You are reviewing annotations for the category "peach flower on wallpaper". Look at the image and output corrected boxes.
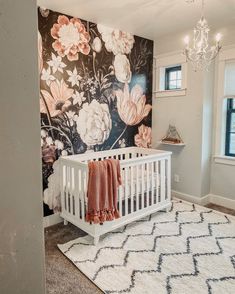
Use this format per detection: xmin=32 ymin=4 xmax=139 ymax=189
xmin=116 ymin=83 xmax=152 ymax=126
xmin=40 ymin=79 xmax=74 ymax=117
xmin=135 ymin=124 xmax=152 ymax=148
xmin=38 ymin=31 xmax=43 ymax=73
xmin=51 ymin=15 xmax=90 ymax=61
xmin=97 ymin=24 xmax=134 ymax=55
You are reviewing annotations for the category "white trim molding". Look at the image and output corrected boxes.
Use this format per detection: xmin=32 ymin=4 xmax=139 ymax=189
xmin=153 ymin=51 xmax=187 ymax=98
xmin=172 ymin=190 xmax=235 ymax=210
xmin=43 ymin=212 xmax=63 ymax=228
xmin=155 ymin=89 xmax=186 ymax=98
xmin=214 ymin=44 xmax=235 ymax=161
xmin=214 ymin=155 xmax=235 ymax=166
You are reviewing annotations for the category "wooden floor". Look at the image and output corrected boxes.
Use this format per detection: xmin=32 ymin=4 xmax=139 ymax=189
xmin=45 ymin=203 xmax=235 ymax=294
xmin=205 ymin=203 xmax=235 ymax=216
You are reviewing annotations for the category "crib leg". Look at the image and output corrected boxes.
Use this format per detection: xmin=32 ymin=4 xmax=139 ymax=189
xmin=63 ymin=219 xmax=68 ymax=226
xmin=93 ymin=236 xmax=99 ymax=246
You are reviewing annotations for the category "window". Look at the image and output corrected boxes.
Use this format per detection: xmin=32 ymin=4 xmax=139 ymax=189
xmin=225 ymin=98 xmax=235 ymax=157
xmin=154 ymin=52 xmax=187 ymax=98
xmin=165 ymin=66 xmax=182 ymax=90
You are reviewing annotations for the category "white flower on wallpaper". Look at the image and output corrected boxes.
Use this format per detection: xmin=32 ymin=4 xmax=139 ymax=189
xmin=92 ymin=37 xmax=102 ymax=53
xmin=116 ymin=83 xmax=152 ymax=126
xmin=47 ymin=53 xmax=66 ymax=74
xmin=46 ymin=136 xmax=54 ymax=146
xmin=43 ymin=160 xmax=61 ymax=213
xmin=67 ymin=67 xmax=82 ymax=87
xmin=97 ymin=24 xmax=135 ymax=55
xmin=72 ymin=90 xmax=86 ymax=106
xmin=41 ymin=67 xmax=56 ymax=86
xmin=55 ymin=139 xmax=64 ymax=150
xmin=51 ymin=15 xmax=90 ymax=61
xmin=119 ymin=138 xmax=126 ymax=148
xmin=75 ymin=99 xmax=112 ymax=146
xmin=66 ymin=110 xmax=76 ymax=126
xmin=61 ymin=150 xmax=68 ymax=156
xmin=40 ymin=79 xmax=73 ymax=117
xmin=114 ymin=54 xmax=132 ymax=83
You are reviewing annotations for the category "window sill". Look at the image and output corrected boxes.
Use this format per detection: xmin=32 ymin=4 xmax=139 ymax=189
xmin=154 ymin=88 xmax=186 ymax=98
xmin=214 ymin=155 xmax=235 ymax=166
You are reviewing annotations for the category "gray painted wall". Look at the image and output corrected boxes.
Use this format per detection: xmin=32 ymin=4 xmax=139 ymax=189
xmin=152 ymin=59 xmax=214 ymax=198
xmin=0 ymin=0 xmax=45 ymax=293
xmin=153 ymin=26 xmax=235 ymax=200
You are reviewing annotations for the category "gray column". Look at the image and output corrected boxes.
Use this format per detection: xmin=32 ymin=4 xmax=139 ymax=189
xmin=0 ymin=0 xmax=45 ymax=293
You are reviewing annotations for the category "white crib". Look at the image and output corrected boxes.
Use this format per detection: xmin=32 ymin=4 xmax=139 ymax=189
xmin=59 ymin=147 xmax=172 ymax=244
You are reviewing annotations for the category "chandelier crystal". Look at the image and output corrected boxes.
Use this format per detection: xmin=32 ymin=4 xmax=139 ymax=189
xmin=183 ymin=0 xmax=222 ymax=70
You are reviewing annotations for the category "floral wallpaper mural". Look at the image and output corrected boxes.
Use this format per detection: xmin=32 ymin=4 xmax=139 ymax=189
xmin=38 ymin=8 xmax=153 ymax=216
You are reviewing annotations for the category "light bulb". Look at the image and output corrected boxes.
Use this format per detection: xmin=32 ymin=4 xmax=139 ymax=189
xmin=215 ymin=33 xmax=222 ymax=42
xmin=184 ymin=36 xmax=190 ymax=45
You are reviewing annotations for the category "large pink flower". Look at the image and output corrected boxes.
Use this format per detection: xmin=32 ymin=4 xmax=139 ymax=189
xmin=135 ymin=124 xmax=152 ymax=148
xmin=116 ymin=83 xmax=152 ymax=126
xmin=51 ymin=15 xmax=90 ymax=61
xmin=40 ymin=79 xmax=74 ymax=117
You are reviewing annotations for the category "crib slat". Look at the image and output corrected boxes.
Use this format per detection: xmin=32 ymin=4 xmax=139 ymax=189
xmin=69 ymin=166 xmax=72 ymax=213
xmin=125 ymin=167 xmax=128 ymax=216
xmin=160 ymin=160 xmax=166 ymax=202
xmin=66 ymin=166 xmax=69 ymax=212
xmin=71 ymin=168 xmax=75 ymax=215
xmin=136 ymin=164 xmax=139 ymax=211
xmin=81 ymin=170 xmax=85 ymax=221
xmin=130 ymin=166 xmax=134 ymax=213
xmin=74 ymin=168 xmax=79 ymax=217
xmin=60 ymin=164 xmax=65 ymax=213
xmin=118 ymin=169 xmax=123 ymax=217
xmin=151 ymin=162 xmax=154 ymax=205
xmin=146 ymin=163 xmax=150 ymax=207
xmin=141 ymin=163 xmax=144 ymax=208
xmin=157 ymin=161 xmax=160 ymax=203
xmin=166 ymin=159 xmax=171 ymax=201
xmin=78 ymin=169 xmax=81 ymax=218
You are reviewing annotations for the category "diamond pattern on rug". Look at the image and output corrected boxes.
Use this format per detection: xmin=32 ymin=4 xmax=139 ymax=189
xmin=58 ymin=200 xmax=235 ymax=294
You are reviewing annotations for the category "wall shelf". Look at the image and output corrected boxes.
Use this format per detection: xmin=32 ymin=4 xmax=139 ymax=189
xmin=159 ymin=141 xmax=186 ymax=146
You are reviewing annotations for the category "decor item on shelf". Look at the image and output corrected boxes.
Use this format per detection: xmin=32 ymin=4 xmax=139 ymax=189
xmin=161 ymin=125 xmax=184 ymax=144
xmin=183 ymin=0 xmax=222 ymax=71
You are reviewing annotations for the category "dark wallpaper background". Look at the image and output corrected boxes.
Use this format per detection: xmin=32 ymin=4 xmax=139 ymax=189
xmin=38 ymin=7 xmax=153 ymax=216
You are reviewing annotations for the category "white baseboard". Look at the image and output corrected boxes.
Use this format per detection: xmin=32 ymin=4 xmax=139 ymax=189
xmin=172 ymin=190 xmax=235 ymax=210
xmin=171 ymin=190 xmax=210 ymax=206
xmin=43 ymin=212 xmax=63 ymax=228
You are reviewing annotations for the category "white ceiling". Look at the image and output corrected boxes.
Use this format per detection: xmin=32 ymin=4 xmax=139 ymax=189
xmin=37 ymin=0 xmax=235 ymax=39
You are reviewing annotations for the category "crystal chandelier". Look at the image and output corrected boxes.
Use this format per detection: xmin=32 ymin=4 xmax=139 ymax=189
xmin=183 ymin=0 xmax=222 ymax=70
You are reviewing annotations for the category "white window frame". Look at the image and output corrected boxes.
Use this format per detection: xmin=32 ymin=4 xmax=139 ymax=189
xmin=214 ymin=45 xmax=235 ymax=166
xmin=153 ymin=51 xmax=187 ymax=98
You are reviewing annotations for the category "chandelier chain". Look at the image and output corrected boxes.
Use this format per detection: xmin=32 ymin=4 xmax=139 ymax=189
xmin=201 ymin=0 xmax=205 ymax=17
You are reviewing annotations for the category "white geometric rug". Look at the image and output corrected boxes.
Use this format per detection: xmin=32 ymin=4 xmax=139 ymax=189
xmin=58 ymin=200 xmax=235 ymax=294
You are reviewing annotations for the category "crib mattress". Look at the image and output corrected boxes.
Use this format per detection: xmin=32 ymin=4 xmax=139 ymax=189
xmin=80 ymin=171 xmax=160 ymax=203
